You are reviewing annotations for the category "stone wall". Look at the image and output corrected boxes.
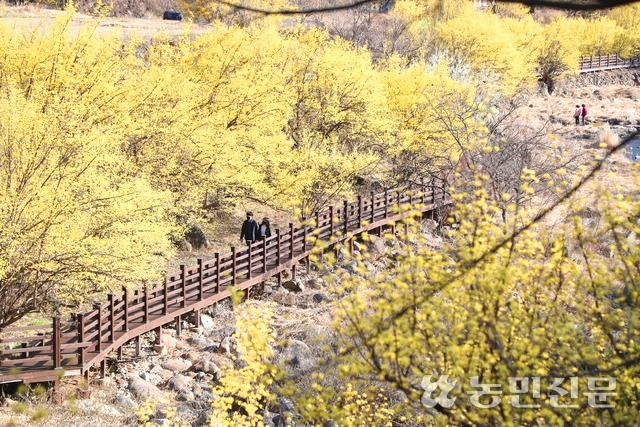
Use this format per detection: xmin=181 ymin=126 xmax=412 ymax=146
xmin=561 ymin=68 xmax=640 ymax=90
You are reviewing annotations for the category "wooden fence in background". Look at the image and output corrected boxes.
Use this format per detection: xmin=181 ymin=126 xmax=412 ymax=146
xmin=578 ymin=54 xmax=640 ymax=73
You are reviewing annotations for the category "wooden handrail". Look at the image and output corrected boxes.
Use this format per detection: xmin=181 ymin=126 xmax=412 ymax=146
xmin=0 ymin=184 xmax=451 ymax=384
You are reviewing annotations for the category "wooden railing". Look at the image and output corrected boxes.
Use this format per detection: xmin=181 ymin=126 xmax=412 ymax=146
xmin=578 ymin=54 xmax=640 ymax=73
xmin=0 ymin=180 xmax=450 ymax=385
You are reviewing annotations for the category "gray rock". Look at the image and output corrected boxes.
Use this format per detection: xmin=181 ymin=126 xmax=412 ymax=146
xmin=176 ymin=406 xmax=197 ymax=421
xmin=208 ymin=326 xmax=236 ymax=342
xmin=128 ymin=375 xmax=166 ymax=401
xmin=313 ymin=293 xmax=329 ymax=304
xmin=187 ymin=337 xmax=210 ymax=350
xmin=113 ymin=392 xmax=136 ymax=408
xmin=150 ymin=419 xmax=170 ymax=426
xmin=344 ymin=260 xmax=358 ymax=274
xmin=196 ymin=410 xmax=212 ymax=425
xmin=421 ymin=219 xmax=438 ymax=233
xmin=185 ymin=224 xmax=209 ymax=250
xmin=182 ymin=351 xmax=201 ymax=362
xmin=277 ymin=396 xmax=296 ymax=413
xmin=200 ymin=314 xmax=214 ymax=329
xmin=141 ymin=372 xmax=163 ymax=385
xmin=272 ymin=291 xmax=296 ymax=306
xmin=263 ymin=411 xmax=277 ymax=427
xmin=162 ymin=358 xmax=188 ymax=373
xmin=367 ymin=236 xmax=386 ymax=259
xmin=306 ymin=278 xmax=324 ymax=289
xmin=324 ymin=420 xmax=339 ymax=427
xmin=157 ymin=369 xmax=173 ymax=382
xmin=176 ymin=391 xmax=195 ymax=401
xmin=167 ymin=374 xmax=194 ymax=394
xmin=219 ymin=336 xmax=238 ymax=355
xmin=282 ymin=279 xmax=304 ymax=293
xmin=279 ymin=340 xmax=314 ymax=370
xmin=191 ymin=359 xmax=220 ymax=377
xmin=77 ymin=399 xmax=122 ymax=416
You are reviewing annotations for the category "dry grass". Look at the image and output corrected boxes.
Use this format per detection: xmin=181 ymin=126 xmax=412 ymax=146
xmin=0 ymin=5 xmax=211 ymax=38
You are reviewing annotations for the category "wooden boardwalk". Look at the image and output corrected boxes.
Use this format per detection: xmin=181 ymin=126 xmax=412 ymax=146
xmin=0 ymin=182 xmax=451 ymax=387
xmin=578 ymin=54 xmax=640 ymax=73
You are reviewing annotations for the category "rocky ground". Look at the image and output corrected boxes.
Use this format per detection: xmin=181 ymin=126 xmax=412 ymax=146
xmin=0 ymin=223 xmax=440 ymax=427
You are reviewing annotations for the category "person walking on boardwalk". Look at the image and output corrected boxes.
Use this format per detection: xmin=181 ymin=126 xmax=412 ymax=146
xmin=240 ymin=212 xmax=259 ymax=245
xmin=574 ymin=105 xmax=581 ymax=125
xmin=581 ymin=104 xmax=588 ymax=125
xmin=257 ymin=217 xmax=272 ymax=241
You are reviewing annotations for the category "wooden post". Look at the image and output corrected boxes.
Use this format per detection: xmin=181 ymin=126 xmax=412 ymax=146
xmin=163 ymin=277 xmax=169 ymax=315
xmin=431 ymin=177 xmax=436 ymax=203
xmin=143 ymin=286 xmax=149 ymax=323
xmin=421 ymin=177 xmax=425 ymax=205
xmin=231 ymin=247 xmax=237 ymax=286
xmin=289 ymin=223 xmax=294 ymax=259
xmin=384 ymin=189 xmax=389 ymax=218
xmin=262 ymin=236 xmax=267 ymax=272
xmin=343 ymin=200 xmax=349 ymax=235
xmin=198 ymin=259 xmax=204 ymax=301
xmin=370 ymin=191 xmax=375 ymax=224
xmin=306 ymin=255 xmax=311 ymax=274
xmin=175 ymin=315 xmax=182 ymax=337
xmin=248 ymin=244 xmax=253 ymax=279
xmin=135 ymin=336 xmax=141 ymax=357
xmin=329 ymin=206 xmax=334 ymax=236
xmin=108 ymin=294 xmax=115 ymax=342
xmin=277 ymin=271 xmax=282 ymax=286
xmin=302 ymin=216 xmax=307 ymax=252
xmin=155 ymin=326 xmax=162 ymax=344
xmin=276 ymin=230 xmax=281 ymax=266
xmin=181 ymin=265 xmax=187 ymax=307
xmin=292 ymin=264 xmax=297 ymax=279
xmin=78 ymin=313 xmax=85 ymax=365
xmin=357 ymin=195 xmax=362 ymax=228
xmin=194 ymin=309 xmax=201 ymax=328
xmin=396 ymin=190 xmax=401 ymax=212
xmin=409 ymin=183 xmax=413 ymax=207
xmin=123 ymin=286 xmax=129 ymax=332
xmin=96 ymin=306 xmax=102 ymax=353
xmin=118 ymin=346 xmax=123 ymax=360
xmin=52 ymin=316 xmax=61 ymax=369
xmin=215 ymin=253 xmax=220 ymax=293
xmin=100 ymin=359 xmax=106 ymax=378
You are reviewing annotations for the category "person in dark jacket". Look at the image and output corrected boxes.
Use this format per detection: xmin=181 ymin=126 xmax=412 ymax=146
xmin=240 ymin=212 xmax=259 ymax=245
xmin=581 ymin=104 xmax=588 ymax=125
xmin=257 ymin=217 xmax=272 ymax=241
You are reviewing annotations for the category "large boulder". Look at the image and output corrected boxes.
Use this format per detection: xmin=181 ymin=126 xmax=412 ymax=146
xmin=282 ymin=279 xmax=304 ymax=293
xmin=167 ymin=374 xmax=194 ymax=394
xmin=185 ymin=224 xmax=210 ymax=250
xmin=128 ymin=375 xmax=166 ymax=401
xmin=367 ymin=236 xmax=386 ymax=260
xmin=161 ymin=358 xmax=188 ymax=373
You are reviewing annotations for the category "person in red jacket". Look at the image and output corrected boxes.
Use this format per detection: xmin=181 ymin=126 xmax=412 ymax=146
xmin=581 ymin=104 xmax=588 ymax=125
